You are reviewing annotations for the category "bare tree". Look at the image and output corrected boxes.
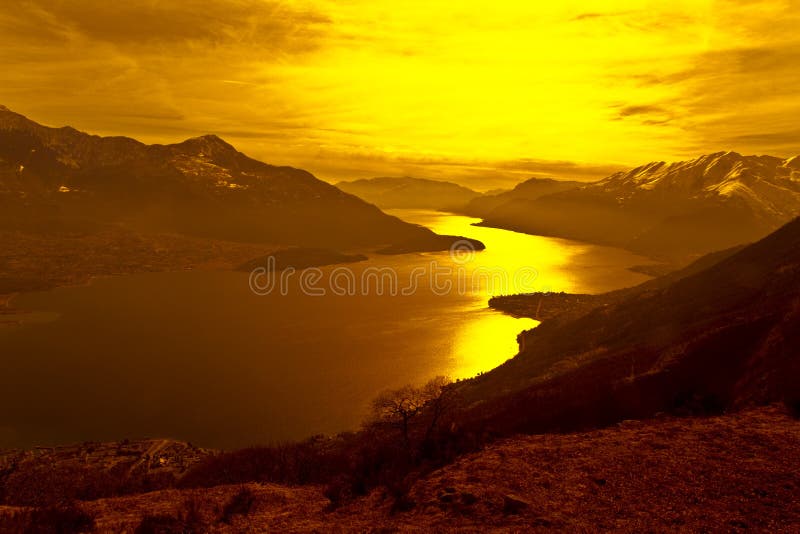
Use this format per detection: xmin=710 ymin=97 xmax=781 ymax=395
xmin=371 ymin=376 xmax=451 ymax=448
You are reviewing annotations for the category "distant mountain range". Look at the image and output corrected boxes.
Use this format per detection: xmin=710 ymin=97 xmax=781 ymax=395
xmin=463 ymin=177 xmax=583 ymax=217
xmin=476 ymin=152 xmax=800 ymax=261
xmin=0 ymin=106 xmax=480 ymax=252
xmin=335 ymin=176 xmax=481 ymax=211
xmin=336 ymin=153 xmax=800 ymax=263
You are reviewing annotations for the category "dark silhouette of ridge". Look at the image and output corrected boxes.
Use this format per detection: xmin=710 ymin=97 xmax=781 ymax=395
xmin=0 ymin=106 xmax=480 ymax=251
xmin=335 ymin=176 xmax=481 ymax=211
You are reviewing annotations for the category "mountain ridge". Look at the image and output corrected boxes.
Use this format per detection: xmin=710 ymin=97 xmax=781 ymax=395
xmin=0 ymin=106 xmax=482 ymax=252
xmin=477 ymin=151 xmax=800 ymax=261
xmin=463 ymin=176 xmax=584 ymax=216
xmin=460 ymin=216 xmax=800 ymax=434
xmin=335 ymin=176 xmax=481 ymax=211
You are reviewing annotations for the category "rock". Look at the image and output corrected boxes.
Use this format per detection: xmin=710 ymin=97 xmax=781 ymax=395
xmin=502 ymin=494 xmax=530 ymax=515
xmin=461 ymin=492 xmax=478 ymax=505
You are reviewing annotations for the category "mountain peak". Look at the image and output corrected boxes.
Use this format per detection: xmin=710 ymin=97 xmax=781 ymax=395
xmin=785 ymin=155 xmax=800 ymax=169
xmin=175 ymin=134 xmax=237 ymax=156
xmin=185 ymin=134 xmax=231 ymax=146
xmin=0 ymin=104 xmax=9 ymax=112
xmin=195 ymin=133 xmax=226 ymax=143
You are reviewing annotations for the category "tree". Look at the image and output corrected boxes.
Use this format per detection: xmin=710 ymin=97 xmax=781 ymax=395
xmin=371 ymin=376 xmax=452 ymax=449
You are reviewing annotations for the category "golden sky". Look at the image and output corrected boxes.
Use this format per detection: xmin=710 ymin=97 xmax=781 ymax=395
xmin=1 ymin=0 xmax=798 ymax=189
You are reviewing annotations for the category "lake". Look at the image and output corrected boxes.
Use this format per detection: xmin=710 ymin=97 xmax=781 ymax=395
xmin=0 ymin=210 xmax=653 ymax=449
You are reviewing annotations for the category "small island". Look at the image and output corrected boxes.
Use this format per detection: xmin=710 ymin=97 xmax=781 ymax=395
xmin=236 ymin=247 xmax=368 ymax=272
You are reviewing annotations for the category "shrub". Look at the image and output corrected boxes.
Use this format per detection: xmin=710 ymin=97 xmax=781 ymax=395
xmin=5 ymin=502 xmax=95 ymax=534
xmin=219 ymin=487 xmax=255 ymax=524
xmin=133 ymin=514 xmax=186 ymax=534
xmin=134 ymin=497 xmax=205 ymax=534
xmin=1 ymin=463 xmax=118 ymax=507
xmin=784 ymin=396 xmax=800 ymax=419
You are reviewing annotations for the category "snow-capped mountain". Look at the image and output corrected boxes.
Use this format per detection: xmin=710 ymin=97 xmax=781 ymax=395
xmin=478 ymin=152 xmax=800 ymax=261
xmin=596 ymin=151 xmax=800 ymax=223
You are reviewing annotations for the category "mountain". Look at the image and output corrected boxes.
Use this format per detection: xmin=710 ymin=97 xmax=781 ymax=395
xmin=463 ymin=176 xmax=583 ymax=217
xmin=0 ymin=106 xmax=480 ymax=252
xmin=462 ymin=216 xmax=800 ymax=434
xmin=335 ymin=176 xmax=481 ymax=211
xmin=477 ymin=152 xmax=800 ymax=261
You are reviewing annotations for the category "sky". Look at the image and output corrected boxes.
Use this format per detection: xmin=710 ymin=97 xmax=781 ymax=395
xmin=1 ymin=0 xmax=798 ymax=190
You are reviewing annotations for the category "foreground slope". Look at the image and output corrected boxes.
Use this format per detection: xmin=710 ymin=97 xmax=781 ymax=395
xmin=479 ymin=152 xmax=800 ymax=260
xmin=2 ymin=407 xmax=798 ymax=532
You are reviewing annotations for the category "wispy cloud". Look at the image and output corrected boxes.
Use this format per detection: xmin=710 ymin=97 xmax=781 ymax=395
xmin=14 ymin=0 xmax=330 ymax=51
xmin=0 ymin=0 xmax=797 ymax=186
xmin=571 ymin=10 xmax=636 ymax=21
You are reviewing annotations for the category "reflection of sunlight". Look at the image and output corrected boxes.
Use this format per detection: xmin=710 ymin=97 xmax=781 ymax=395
xmin=392 ymin=209 xmax=589 ymax=294
xmin=450 ymin=310 xmax=538 ymax=379
xmin=381 ymin=209 xmax=653 ymax=380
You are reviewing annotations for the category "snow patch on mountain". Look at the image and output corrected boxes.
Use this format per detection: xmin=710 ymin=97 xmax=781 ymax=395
xmin=594 ymin=152 xmax=800 ymax=220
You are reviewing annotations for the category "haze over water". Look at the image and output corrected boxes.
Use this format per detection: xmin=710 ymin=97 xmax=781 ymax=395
xmin=0 ymin=211 xmax=652 ymax=449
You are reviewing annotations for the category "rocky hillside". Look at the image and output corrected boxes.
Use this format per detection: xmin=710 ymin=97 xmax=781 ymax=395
xmin=335 ymin=176 xmax=481 ymax=211
xmin=463 ymin=216 xmax=800 ymax=435
xmin=0 ymin=105 xmax=477 ymax=251
xmin=2 ymin=407 xmax=798 ymax=531
xmin=478 ymin=152 xmax=800 ymax=261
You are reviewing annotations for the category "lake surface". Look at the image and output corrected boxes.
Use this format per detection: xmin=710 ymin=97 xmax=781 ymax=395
xmin=0 ymin=210 xmax=653 ymax=449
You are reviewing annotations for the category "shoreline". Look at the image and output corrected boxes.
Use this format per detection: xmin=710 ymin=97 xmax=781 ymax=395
xmin=0 ymin=214 xmax=646 ymax=451
xmin=471 ymin=218 xmax=675 ymax=271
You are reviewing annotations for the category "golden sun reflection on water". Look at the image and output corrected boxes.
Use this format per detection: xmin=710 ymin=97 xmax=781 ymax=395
xmin=0 ymin=210 xmax=656 ymax=448
xmin=389 ymin=209 xmax=654 ymax=297
xmin=449 ymin=310 xmax=539 ymax=380
xmin=387 ymin=209 xmax=654 ymax=379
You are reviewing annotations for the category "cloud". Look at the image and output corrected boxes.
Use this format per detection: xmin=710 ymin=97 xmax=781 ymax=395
xmin=719 ymin=129 xmax=800 ymax=153
xmin=571 ymin=11 xmax=635 ymax=21
xmin=1 ymin=0 xmax=798 ymax=185
xmin=0 ymin=0 xmax=335 ymax=144
xmin=631 ymin=41 xmax=800 ymax=156
xmin=614 ymin=104 xmax=671 ymax=120
xmin=277 ymin=147 xmax=626 ymax=190
xmin=16 ymin=0 xmax=330 ymax=52
xmin=616 ymin=105 xmax=665 ymax=117
xmin=570 ymin=8 xmax=694 ymax=32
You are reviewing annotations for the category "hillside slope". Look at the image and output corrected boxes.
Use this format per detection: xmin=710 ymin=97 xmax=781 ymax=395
xmin=461 ymin=217 xmax=800 ymax=435
xmin=2 ymin=407 xmax=798 ymax=532
xmin=0 ymin=106 xmax=476 ymax=251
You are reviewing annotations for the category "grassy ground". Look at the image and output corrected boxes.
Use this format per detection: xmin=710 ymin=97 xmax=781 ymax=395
xmin=3 ymin=406 xmax=797 ymax=532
